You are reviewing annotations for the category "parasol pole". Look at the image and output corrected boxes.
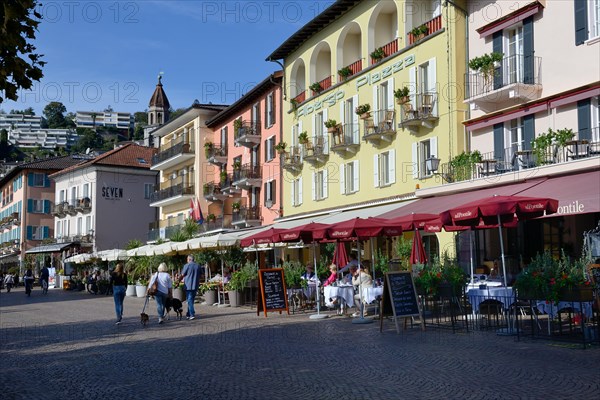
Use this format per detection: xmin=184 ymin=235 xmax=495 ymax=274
xmin=497 ymin=214 xmax=508 ymax=287
xmin=370 ymin=238 xmax=376 ymax=287
xmin=309 ymin=241 xmax=327 ymax=320
xmin=470 ymin=229 xmax=475 ymax=284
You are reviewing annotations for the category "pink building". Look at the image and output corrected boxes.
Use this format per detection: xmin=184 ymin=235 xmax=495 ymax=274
xmin=203 ymin=71 xmax=283 ymax=230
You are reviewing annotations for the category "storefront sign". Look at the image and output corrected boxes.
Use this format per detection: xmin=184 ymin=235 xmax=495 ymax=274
xmin=102 ymin=186 xmax=123 ymax=199
xmin=557 ymin=200 xmax=585 ymax=215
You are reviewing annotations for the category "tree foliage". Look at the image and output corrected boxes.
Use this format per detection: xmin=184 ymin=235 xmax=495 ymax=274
xmin=0 ymin=0 xmax=45 ymax=104
xmin=43 ymin=102 xmax=67 ymax=128
xmin=71 ymin=128 xmax=104 ymax=153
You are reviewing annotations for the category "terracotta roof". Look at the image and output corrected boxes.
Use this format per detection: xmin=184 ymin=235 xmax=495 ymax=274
xmin=266 ymin=0 xmax=361 ymax=61
xmin=0 ymin=155 xmax=89 ymax=186
xmin=50 ymin=144 xmax=158 ymax=178
xmin=206 ymin=71 xmax=283 ymax=127
xmin=149 ymin=76 xmax=170 ymax=109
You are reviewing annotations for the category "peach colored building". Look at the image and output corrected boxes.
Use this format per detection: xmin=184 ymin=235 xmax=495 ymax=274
xmin=203 ymin=71 xmax=283 ymax=230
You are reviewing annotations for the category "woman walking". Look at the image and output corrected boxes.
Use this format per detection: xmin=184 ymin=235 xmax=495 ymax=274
xmin=110 ymin=263 xmax=128 ymax=324
xmin=148 ymin=263 xmax=172 ymax=324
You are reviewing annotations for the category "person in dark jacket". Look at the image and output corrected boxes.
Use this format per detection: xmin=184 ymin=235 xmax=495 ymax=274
xmin=110 ymin=263 xmax=128 ymax=324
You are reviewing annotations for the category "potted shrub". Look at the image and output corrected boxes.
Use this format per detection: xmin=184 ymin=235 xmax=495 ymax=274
xmin=394 ymin=86 xmax=410 ymax=104
xmin=224 ymin=269 xmax=247 ymax=307
xmin=220 ymin=170 xmax=227 ymax=184
xmin=370 ymin=47 xmax=385 ymax=62
xmin=338 ymin=66 xmax=352 ymax=81
xmin=275 ymin=141 xmax=287 ymax=154
xmin=324 ymin=119 xmax=338 ymax=133
xmin=204 ymin=141 xmax=214 ymax=157
xmin=135 ymin=277 xmax=148 ymax=298
xmin=199 ymin=281 xmax=220 ymax=305
xmin=206 ymin=213 xmax=216 ymax=222
xmin=172 ymin=280 xmax=185 ymax=301
xmin=309 ymin=82 xmax=323 ymax=94
xmin=468 ymin=52 xmax=504 ymax=85
xmin=233 ymin=160 xmax=242 ymax=170
xmin=448 ymin=150 xmax=482 ymax=182
xmin=298 ymin=130 xmax=309 ymax=144
xmin=233 ymin=119 xmax=243 ymax=135
xmin=232 ymin=201 xmax=241 ymax=213
xmin=532 ymin=130 xmax=555 ymax=165
xmin=126 ymin=275 xmax=137 ymax=296
xmin=553 ymin=128 xmax=575 ymax=149
xmin=410 ymin=24 xmax=429 ymax=41
xmin=355 ymin=104 xmax=371 ymax=119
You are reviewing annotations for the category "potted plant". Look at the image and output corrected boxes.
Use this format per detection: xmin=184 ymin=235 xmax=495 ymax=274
xmin=275 ymin=141 xmax=287 ymax=154
xmin=282 ymin=261 xmax=308 ymax=289
xmin=126 ymin=275 xmax=137 ymax=297
xmin=224 ymin=269 xmax=245 ymax=307
xmin=232 ymin=201 xmax=241 ymax=213
xmin=309 ymin=82 xmax=323 ymax=94
xmin=220 ymin=170 xmax=227 ymax=184
xmin=370 ymin=47 xmax=385 ymax=62
xmin=553 ymin=128 xmax=575 ymax=149
xmin=324 ymin=119 xmax=338 ymax=133
xmin=199 ymin=281 xmax=220 ymax=305
xmin=448 ymin=150 xmax=482 ymax=182
xmin=206 ymin=213 xmax=216 ymax=222
xmin=413 ymin=262 xmax=442 ymax=296
xmin=135 ymin=277 xmax=148 ymax=298
xmin=204 ymin=141 xmax=214 ymax=157
xmin=355 ymin=104 xmax=371 ymax=119
xmin=172 ymin=280 xmax=185 ymax=301
xmin=410 ymin=24 xmax=429 ymax=40
xmin=468 ymin=52 xmax=504 ymax=85
xmin=532 ymin=130 xmax=555 ymax=165
xmin=290 ymin=98 xmax=299 ymax=119
xmin=394 ymin=86 xmax=410 ymax=104
xmin=233 ymin=119 xmax=243 ymax=135
xmin=338 ymin=66 xmax=352 ymax=81
xmin=233 ymin=160 xmax=242 ymax=170
xmin=298 ymin=130 xmax=309 ymax=144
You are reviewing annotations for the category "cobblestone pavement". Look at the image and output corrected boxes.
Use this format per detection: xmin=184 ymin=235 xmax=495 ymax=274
xmin=1 ymin=287 xmax=598 ymax=400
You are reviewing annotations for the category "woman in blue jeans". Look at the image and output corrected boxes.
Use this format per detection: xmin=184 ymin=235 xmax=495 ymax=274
xmin=110 ymin=263 xmax=128 ymax=324
xmin=148 ymin=263 xmax=172 ymax=324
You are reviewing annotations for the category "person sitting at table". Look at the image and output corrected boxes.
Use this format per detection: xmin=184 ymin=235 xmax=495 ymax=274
xmin=301 ymin=264 xmax=318 ymax=301
xmin=350 ymin=265 xmax=373 ymax=317
xmin=323 ymin=263 xmax=338 ymax=287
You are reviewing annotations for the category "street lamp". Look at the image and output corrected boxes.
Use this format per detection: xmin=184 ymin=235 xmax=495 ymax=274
xmin=425 ymin=155 xmax=453 ymax=183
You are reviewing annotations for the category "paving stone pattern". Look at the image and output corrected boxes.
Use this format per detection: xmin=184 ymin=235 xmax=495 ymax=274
xmin=1 ymin=287 xmax=598 ymax=400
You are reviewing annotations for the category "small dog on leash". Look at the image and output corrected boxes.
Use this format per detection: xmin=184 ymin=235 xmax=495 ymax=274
xmin=165 ymin=297 xmax=184 ymax=320
xmin=140 ymin=312 xmax=149 ymax=326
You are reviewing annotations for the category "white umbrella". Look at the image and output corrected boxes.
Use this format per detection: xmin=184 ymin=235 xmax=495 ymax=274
xmin=97 ymin=249 xmax=128 ymax=261
xmin=150 ymin=241 xmax=177 ymax=256
xmin=126 ymin=244 xmax=155 ymax=257
xmin=198 ymin=233 xmax=239 ymax=249
xmin=174 ymin=240 xmax=190 ymax=251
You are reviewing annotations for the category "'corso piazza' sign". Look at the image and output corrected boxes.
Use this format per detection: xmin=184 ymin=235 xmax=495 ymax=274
xmin=102 ymin=186 xmax=124 ymax=200
xmin=296 ymin=54 xmax=415 ymax=117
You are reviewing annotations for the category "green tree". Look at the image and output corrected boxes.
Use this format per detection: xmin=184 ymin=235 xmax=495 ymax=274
xmin=0 ymin=1 xmax=45 ymax=104
xmin=71 ymin=128 xmax=104 ymax=153
xmin=169 ymin=107 xmax=186 ymax=120
xmin=9 ymin=107 xmax=35 ymax=115
xmin=43 ymin=102 xmax=67 ymax=128
xmin=134 ymin=111 xmax=148 ymax=124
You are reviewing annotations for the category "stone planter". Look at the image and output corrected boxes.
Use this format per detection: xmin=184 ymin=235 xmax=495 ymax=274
xmin=558 ymin=285 xmax=594 ymax=302
xmin=126 ymin=285 xmax=137 ymax=297
xmin=135 ymin=285 xmax=147 ymax=298
xmin=228 ymin=290 xmax=243 ymax=307
xmin=173 ymin=287 xmax=185 ymax=302
xmin=203 ymin=289 xmax=217 ymax=305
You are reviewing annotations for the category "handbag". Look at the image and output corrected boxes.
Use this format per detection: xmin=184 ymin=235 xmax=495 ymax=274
xmin=148 ymin=273 xmax=159 ymax=296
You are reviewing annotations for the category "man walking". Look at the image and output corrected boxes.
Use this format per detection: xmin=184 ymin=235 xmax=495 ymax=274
xmin=180 ymin=255 xmax=201 ymax=320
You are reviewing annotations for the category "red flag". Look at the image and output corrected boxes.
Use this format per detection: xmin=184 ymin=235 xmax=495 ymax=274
xmin=190 ymin=198 xmax=196 ymax=219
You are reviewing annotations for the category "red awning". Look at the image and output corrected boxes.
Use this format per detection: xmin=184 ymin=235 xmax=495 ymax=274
xmin=378 ymin=178 xmax=547 ymax=219
xmin=517 ymin=171 xmax=600 ymax=217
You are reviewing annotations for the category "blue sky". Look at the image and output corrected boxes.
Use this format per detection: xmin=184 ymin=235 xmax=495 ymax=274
xmin=2 ymin=1 xmax=334 ymax=116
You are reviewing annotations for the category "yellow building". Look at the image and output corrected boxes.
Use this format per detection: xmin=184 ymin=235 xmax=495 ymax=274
xmin=267 ymin=0 xmax=468 ymax=255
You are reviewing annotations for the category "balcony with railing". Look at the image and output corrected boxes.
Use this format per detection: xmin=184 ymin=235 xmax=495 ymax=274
xmin=292 ymin=91 xmax=306 ymax=105
xmin=0 ymin=212 xmax=19 ymax=230
xmin=234 ymin=121 xmax=261 ymax=147
xmin=201 ymin=215 xmax=231 ymax=233
xmin=370 ymin=38 xmax=399 ymax=65
xmin=302 ymin=136 xmax=329 ymax=165
xmin=149 ymin=179 xmax=194 ymax=207
xmin=311 ymin=76 xmax=332 ymax=97
xmin=281 ymin=145 xmax=303 ymax=173
xmin=151 ymin=138 xmax=194 ymax=170
xmin=398 ymin=92 xmax=439 ymax=131
xmin=465 ymin=54 xmax=542 ymax=111
xmin=203 ymin=182 xmax=228 ymax=202
xmin=232 ymin=206 xmax=261 ymax=228
xmin=338 ymin=59 xmax=363 ymax=81
xmin=407 ymin=14 xmax=443 ymax=45
xmin=331 ymin=124 xmax=360 ymax=155
xmin=73 ymin=196 xmax=92 ymax=214
xmin=51 ymin=202 xmax=66 ymax=217
xmin=205 ymin=144 xmax=227 ymax=166
xmin=220 ymin=174 xmax=241 ymax=195
xmin=363 ymin=110 xmax=396 ymax=144
xmin=231 ymin=164 xmax=262 ymax=189
xmin=148 ymin=216 xmax=185 ymax=242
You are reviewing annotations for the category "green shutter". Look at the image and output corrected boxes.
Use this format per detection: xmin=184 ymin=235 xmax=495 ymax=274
xmin=523 ymin=115 xmax=535 ymax=150
xmin=26 ymin=226 xmax=33 ymax=240
xmin=574 ymin=0 xmax=588 ymax=45
xmin=577 ymin=99 xmax=591 ymax=141
xmin=44 ymin=174 xmax=50 ymax=187
xmin=523 ymin=17 xmax=534 ymax=84
xmin=43 ymin=226 xmax=49 ymax=239
xmin=27 ymin=173 xmax=34 ymax=186
xmin=27 ymin=199 xmax=33 ymax=212
xmin=493 ymin=123 xmax=505 ymax=160
xmin=44 ymin=200 xmax=51 ymax=214
xmin=493 ymin=32 xmax=503 ymax=90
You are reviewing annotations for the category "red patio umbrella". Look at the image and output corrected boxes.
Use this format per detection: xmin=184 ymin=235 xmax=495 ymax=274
xmin=410 ymin=228 xmax=427 ymax=265
xmin=332 ymin=241 xmax=349 ymax=270
xmin=239 ymin=228 xmax=285 ymax=247
xmin=440 ymin=195 xmax=558 ymax=286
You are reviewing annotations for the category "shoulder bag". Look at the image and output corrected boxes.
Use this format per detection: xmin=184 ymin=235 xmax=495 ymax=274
xmin=148 ymin=273 xmax=159 ymax=296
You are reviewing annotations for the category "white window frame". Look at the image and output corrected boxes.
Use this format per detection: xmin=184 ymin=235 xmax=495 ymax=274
xmin=77 ymin=217 xmax=83 ymax=236
xmin=31 ymin=199 xmax=44 ymax=213
xmin=56 ymin=221 xmax=62 ymax=239
xmin=265 ymin=136 xmax=276 ymax=162
xmin=590 ymin=0 xmax=600 ymax=39
xmin=266 ymin=92 xmax=275 ymax=127
xmin=265 ymin=180 xmax=275 ymax=204
xmin=592 ymin=96 xmax=600 ymax=143
xmin=340 ymin=160 xmax=359 ymax=195
xmin=411 ymin=139 xmax=437 ymax=179
xmin=374 ymin=150 xmax=396 ymax=187
xmin=312 ymin=170 xmax=328 ymax=201
xmin=85 ymin=216 xmax=92 ymax=235
xmin=291 ymin=177 xmax=303 ymax=207
xmin=31 ymin=226 xmax=43 ymax=240
xmin=31 ymin=173 xmax=45 ymax=187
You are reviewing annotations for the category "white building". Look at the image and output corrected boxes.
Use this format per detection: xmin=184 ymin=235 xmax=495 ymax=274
xmin=0 ymin=114 xmax=42 ymax=132
xmin=75 ymin=111 xmax=134 ymax=131
xmin=8 ymin=128 xmax=77 ymax=149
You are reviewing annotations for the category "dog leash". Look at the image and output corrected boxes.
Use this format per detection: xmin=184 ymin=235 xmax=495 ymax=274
xmin=141 ymin=295 xmax=150 ymax=314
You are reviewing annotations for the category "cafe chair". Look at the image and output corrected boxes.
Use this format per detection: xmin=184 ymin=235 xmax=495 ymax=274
xmin=479 ymin=299 xmax=503 ymax=328
xmin=364 ymin=118 xmax=376 ymax=136
xmin=496 ymin=153 xmax=517 ymax=174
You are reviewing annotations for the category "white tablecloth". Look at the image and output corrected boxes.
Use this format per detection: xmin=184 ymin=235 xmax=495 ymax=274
xmin=467 ymin=287 xmax=514 ymax=311
xmin=535 ymin=301 xmax=594 ymax=319
xmin=363 ymin=287 xmax=383 ymax=304
xmin=324 ymin=285 xmax=354 ymax=307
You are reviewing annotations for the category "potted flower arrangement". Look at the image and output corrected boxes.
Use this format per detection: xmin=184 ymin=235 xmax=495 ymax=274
xmin=309 ymin=82 xmax=323 ymax=94
xmin=199 ymin=281 xmax=220 ymax=305
xmin=232 ymin=201 xmax=241 ymax=213
xmin=233 ymin=160 xmax=242 ymax=170
xmin=204 ymin=141 xmax=214 ymax=157
xmin=410 ymin=24 xmax=429 ymax=41
xmin=126 ymin=275 xmax=137 ymax=297
xmin=338 ymin=66 xmax=352 ymax=81
xmin=370 ymin=47 xmax=385 ymax=62
xmin=298 ymin=130 xmax=309 ymax=144
xmin=355 ymin=103 xmax=371 ymax=119
xmin=220 ymin=170 xmax=228 ymax=184
xmin=413 ymin=262 xmax=442 ymax=296
xmin=172 ymin=280 xmax=185 ymax=301
xmin=394 ymin=86 xmax=410 ymax=104
xmin=324 ymin=119 xmax=338 ymax=133
xmin=275 ymin=142 xmax=287 ymax=154
xmin=206 ymin=213 xmax=216 ymax=222
xmin=468 ymin=52 xmax=504 ymax=85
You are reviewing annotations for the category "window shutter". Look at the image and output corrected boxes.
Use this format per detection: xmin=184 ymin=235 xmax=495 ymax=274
xmin=322 ymin=109 xmax=329 ymax=154
xmin=389 ymin=150 xmax=396 ymax=185
xmin=493 ymin=123 xmax=505 ymax=160
xmin=272 ymin=93 xmax=276 ymax=126
xmin=264 ymin=182 xmax=268 ymax=203
xmin=409 ymin=67 xmax=417 ymax=104
xmin=291 ymin=180 xmax=296 ymax=206
xmin=26 ymin=226 xmax=33 ymax=240
xmin=577 ymin=99 xmax=592 ymax=140
xmin=312 ymin=114 xmax=316 ymax=146
xmin=340 ymin=163 xmax=346 ymax=194
xmin=264 ymin=97 xmax=268 ymax=129
xmin=387 ymin=78 xmax=395 ymax=110
xmin=493 ymin=32 xmax=503 ymax=89
xmin=27 ymin=173 xmax=34 ymax=186
xmin=574 ymin=0 xmax=589 ymax=45
xmin=272 ymin=180 xmax=276 ymax=204
xmin=44 ymin=200 xmax=50 ymax=214
xmin=312 ymin=172 xmax=316 ymax=200
xmin=27 ymin=199 xmax=33 ymax=212
xmin=373 ymin=154 xmax=380 ymax=187
xmin=373 ymin=85 xmax=379 ymax=126
xmin=523 ymin=16 xmax=534 ymax=85
xmin=353 ymin=160 xmax=359 ymax=192
xmin=352 ymin=95 xmax=359 ymax=143
xmin=430 ymin=136 xmax=438 ymax=162
xmin=298 ymin=177 xmax=303 ymax=205
xmin=264 ymin=140 xmax=268 ymax=162
xmin=43 ymin=226 xmax=49 ymax=239
xmin=523 ymin=115 xmax=535 ymax=150
xmin=298 ymin=120 xmax=303 ymax=160
xmin=411 ymin=143 xmax=419 ymax=179
xmin=44 ymin=174 xmax=50 ymax=187
xmin=323 ymin=169 xmax=328 ymax=199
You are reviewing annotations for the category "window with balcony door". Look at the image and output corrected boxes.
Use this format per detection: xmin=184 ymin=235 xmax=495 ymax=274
xmin=291 ymin=177 xmax=303 ymax=207
xmin=575 ymin=0 xmax=600 ymax=44
xmin=505 ymin=25 xmax=523 ymax=85
xmin=313 ymin=110 xmax=328 ymax=152
xmin=592 ymin=96 xmax=600 ymax=143
xmin=265 ymin=136 xmax=275 ymax=162
xmin=252 ymin=103 xmax=260 ymax=129
xmin=27 ymin=226 xmax=48 ymax=240
xmin=409 ymin=58 xmax=436 ymax=113
xmin=77 ymin=217 xmax=83 ymax=235
xmin=264 ymin=180 xmax=276 ymax=207
xmin=56 ymin=221 xmax=62 ymax=239
xmin=508 ymin=118 xmax=524 ymax=154
xmin=221 ymin=126 xmax=228 ymax=149
xmin=374 ymin=79 xmax=394 ymax=125
xmin=82 ymin=183 xmax=90 ymax=199
xmin=340 ymin=160 xmax=359 ymax=195
xmin=265 ymin=92 xmax=276 ymax=128
xmin=341 ymin=95 xmax=359 ymax=144
xmin=312 ymin=170 xmax=328 ymax=201
xmin=28 ymin=199 xmax=45 ymax=213
xmin=375 ymin=150 xmax=394 ymax=186
xmin=86 ymin=216 xmax=92 ymax=235
xmin=411 ymin=138 xmax=437 ymax=179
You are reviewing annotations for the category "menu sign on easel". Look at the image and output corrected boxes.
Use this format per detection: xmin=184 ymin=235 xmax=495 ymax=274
xmin=380 ymin=272 xmax=424 ymax=334
xmin=257 ymin=268 xmax=289 ymax=317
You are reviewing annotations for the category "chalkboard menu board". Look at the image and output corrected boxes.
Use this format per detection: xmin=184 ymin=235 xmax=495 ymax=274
xmin=257 ymin=268 xmax=289 ymax=317
xmin=380 ymin=272 xmax=423 ymax=333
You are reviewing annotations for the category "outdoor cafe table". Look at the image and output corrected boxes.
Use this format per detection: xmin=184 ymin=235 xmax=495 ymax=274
xmin=324 ymin=285 xmax=354 ymax=311
xmin=363 ymin=286 xmax=383 ymax=304
xmin=535 ymin=300 xmax=593 ymax=319
xmin=467 ymin=287 xmax=514 ymax=311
